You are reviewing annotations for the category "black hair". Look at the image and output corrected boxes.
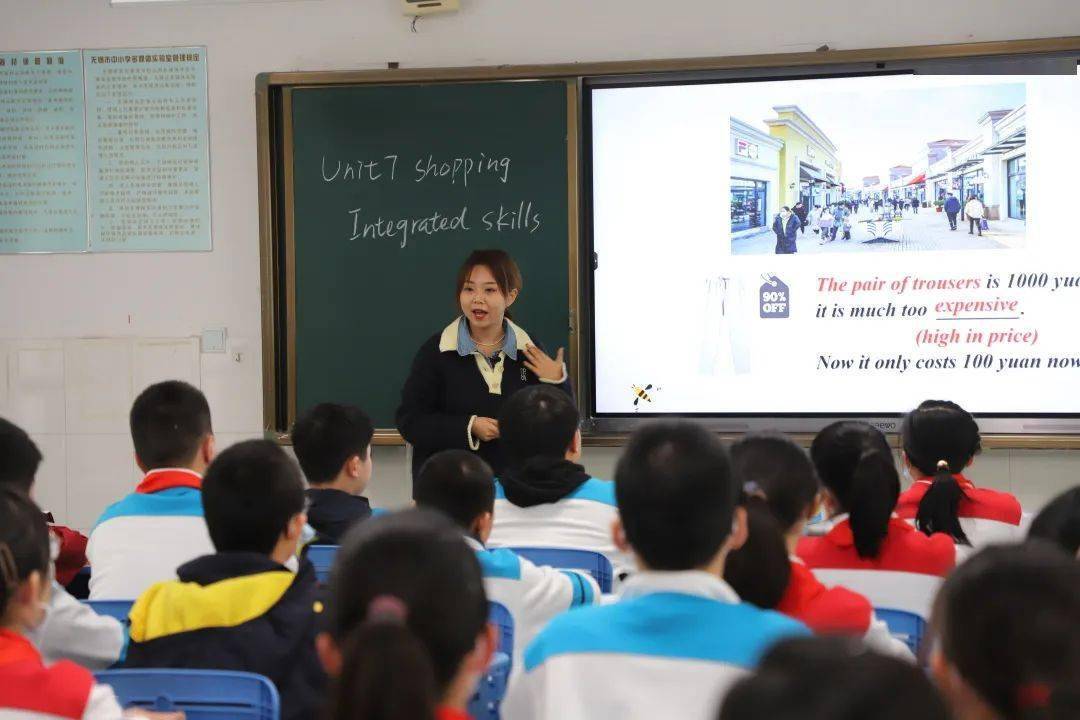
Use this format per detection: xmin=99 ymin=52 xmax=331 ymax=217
xmin=291 ymin=403 xmax=375 ymax=485
xmin=719 ymin=635 xmax=950 ymax=720
xmin=901 ymin=399 xmax=981 ymax=545
xmin=201 ymin=440 xmax=306 ymax=556
xmin=325 ymin=509 xmax=488 ymax=720
xmin=129 ymin=380 xmax=213 ymax=469
xmin=615 ymin=422 xmax=737 ymax=570
xmin=810 ymin=421 xmax=900 ymax=560
xmin=723 ymin=496 xmax=791 ymax=610
xmin=932 ymin=542 xmax=1080 ymax=720
xmin=414 ymin=450 xmax=495 ymax=532
xmin=0 ymin=417 xmax=42 ymax=494
xmin=0 ymin=487 xmax=51 ymax=613
xmin=731 ymin=434 xmax=819 ymax=531
xmin=499 ymin=385 xmax=579 ymax=465
xmin=1029 ymin=487 xmax=1080 ymax=557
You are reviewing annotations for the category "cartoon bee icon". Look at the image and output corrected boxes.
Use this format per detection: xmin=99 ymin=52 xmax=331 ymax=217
xmin=631 ymin=384 xmax=661 ymax=410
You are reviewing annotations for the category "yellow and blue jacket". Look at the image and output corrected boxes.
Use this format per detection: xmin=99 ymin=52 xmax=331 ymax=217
xmin=124 ymin=552 xmax=325 ymax=720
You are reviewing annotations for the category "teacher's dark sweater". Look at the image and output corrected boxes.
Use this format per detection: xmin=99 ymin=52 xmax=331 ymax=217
xmin=396 ymin=318 xmax=573 ymax=488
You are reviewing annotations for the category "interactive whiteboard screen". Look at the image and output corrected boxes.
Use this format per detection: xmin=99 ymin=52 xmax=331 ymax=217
xmin=588 ymin=72 xmax=1080 ymax=422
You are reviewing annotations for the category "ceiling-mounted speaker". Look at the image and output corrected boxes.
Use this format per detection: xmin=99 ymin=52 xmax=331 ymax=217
xmin=401 ymin=0 xmax=460 ymax=15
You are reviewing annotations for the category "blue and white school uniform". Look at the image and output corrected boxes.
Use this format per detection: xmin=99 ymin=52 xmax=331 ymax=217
xmin=465 ymin=537 xmax=598 ymax=673
xmin=86 ymin=469 xmax=214 ymax=600
xmin=504 ymin=571 xmax=809 ymax=720
xmin=488 ymin=477 xmax=636 ymax=582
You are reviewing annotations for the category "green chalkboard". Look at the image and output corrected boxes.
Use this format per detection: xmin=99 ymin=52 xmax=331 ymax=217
xmin=289 ymin=80 xmax=572 ymax=430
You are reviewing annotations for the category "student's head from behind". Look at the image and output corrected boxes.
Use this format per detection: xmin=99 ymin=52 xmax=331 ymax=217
xmin=0 ymin=487 xmax=51 ymax=632
xmin=201 ymin=440 xmax=306 ymax=564
xmin=414 ymin=450 xmax=495 ymax=544
xmin=614 ymin=422 xmax=744 ymax=573
xmin=929 ymin=542 xmax=1080 ymax=720
xmin=318 ymin=509 xmax=495 ymax=720
xmin=499 ymin=385 xmax=581 ymax=467
xmin=1029 ymin=486 xmax=1080 ymax=559
xmin=810 ymin=421 xmax=899 ymax=560
xmin=731 ymin=434 xmax=820 ymax=538
xmin=902 ymin=399 xmax=982 ymax=545
xmin=130 ymin=380 xmax=214 ymax=474
xmin=0 ymin=417 xmax=42 ymax=495
xmin=456 ymin=249 xmax=522 ymax=331
xmin=291 ymin=403 xmax=374 ymax=494
xmin=719 ymin=635 xmax=950 ymax=720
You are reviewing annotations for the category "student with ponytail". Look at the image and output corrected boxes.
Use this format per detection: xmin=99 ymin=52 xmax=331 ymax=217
xmin=929 ymin=542 xmax=1080 ymax=720
xmin=898 ymin=400 xmax=1023 ymax=547
xmin=317 ymin=509 xmax=497 ymax=720
xmin=798 ymin=421 xmax=955 ymax=575
xmin=726 ymin=435 xmax=911 ymax=658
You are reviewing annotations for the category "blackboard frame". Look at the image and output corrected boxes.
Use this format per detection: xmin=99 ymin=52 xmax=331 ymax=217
xmin=256 ymin=35 xmax=1080 ymax=448
xmin=257 ymin=77 xmax=581 ymax=443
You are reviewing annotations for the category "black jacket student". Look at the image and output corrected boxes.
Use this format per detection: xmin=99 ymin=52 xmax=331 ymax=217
xmin=397 ymin=317 xmax=573 ymax=486
xmin=124 ymin=553 xmax=325 ymax=720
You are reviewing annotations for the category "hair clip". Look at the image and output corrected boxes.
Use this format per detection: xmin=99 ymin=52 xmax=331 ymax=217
xmin=743 ymin=481 xmax=767 ymax=501
xmin=1017 ymin=681 xmax=1052 ymax=709
xmin=366 ymin=594 xmax=408 ymax=625
xmin=936 ymin=459 xmax=951 ymax=471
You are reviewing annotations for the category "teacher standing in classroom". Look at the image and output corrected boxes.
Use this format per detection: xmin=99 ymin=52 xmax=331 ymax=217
xmin=396 ymin=249 xmax=572 ymax=491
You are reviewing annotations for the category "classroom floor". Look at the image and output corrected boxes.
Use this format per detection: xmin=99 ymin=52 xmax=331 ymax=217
xmin=732 ymin=206 xmax=1027 ymax=255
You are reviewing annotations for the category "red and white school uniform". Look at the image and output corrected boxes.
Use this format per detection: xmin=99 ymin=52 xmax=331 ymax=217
xmin=796 ymin=516 xmax=956 ymax=618
xmin=0 ymin=629 xmax=124 ymax=719
xmin=777 ymin=558 xmax=912 ymax=659
xmin=896 ymin=475 xmax=1023 ymax=547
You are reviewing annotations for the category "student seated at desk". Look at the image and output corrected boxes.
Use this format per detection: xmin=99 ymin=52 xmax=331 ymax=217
xmin=316 ymin=509 xmax=497 ymax=720
xmin=414 ymin=449 xmax=598 ymax=671
xmin=124 ymin=440 xmax=324 ymax=720
xmin=0 ymin=489 xmax=178 ymax=720
xmin=291 ymin=402 xmax=376 ymax=545
xmin=896 ymin=400 xmax=1023 ymax=548
xmin=0 ymin=417 xmax=124 ymax=670
xmin=927 ymin=543 xmax=1080 ymax=720
xmin=725 ymin=435 xmax=911 ymax=659
xmin=487 ymin=386 xmax=634 ymax=581
xmin=87 ymin=381 xmax=216 ymax=600
xmin=797 ymin=421 xmax=956 ymax=577
xmin=505 ymin=422 xmax=808 ymax=720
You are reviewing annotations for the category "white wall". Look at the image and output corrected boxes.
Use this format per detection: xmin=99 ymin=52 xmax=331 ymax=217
xmin=3 ymin=0 xmax=1080 ymax=528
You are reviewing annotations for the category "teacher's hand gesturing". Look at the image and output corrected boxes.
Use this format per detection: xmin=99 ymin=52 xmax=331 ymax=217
xmin=523 ymin=344 xmax=565 ymax=382
xmin=473 ymin=417 xmax=500 ymax=442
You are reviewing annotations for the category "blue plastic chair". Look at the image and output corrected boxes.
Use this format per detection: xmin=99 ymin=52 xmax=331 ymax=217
xmin=82 ymin=599 xmax=134 ymax=624
xmin=488 ymin=601 xmax=515 ymax=658
xmin=95 ymin=669 xmax=279 ymax=720
xmin=305 ymin=544 xmax=339 ymax=584
xmin=508 ymin=547 xmax=614 ymax=593
xmin=467 ymin=652 xmax=511 ymax=720
xmin=876 ymin=607 xmax=927 ymax=656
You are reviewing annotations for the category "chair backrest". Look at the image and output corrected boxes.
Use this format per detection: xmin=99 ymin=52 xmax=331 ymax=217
xmin=488 ymin=601 xmax=515 ymax=658
xmin=96 ymin=669 xmax=280 ymax=720
xmin=507 ymin=547 xmax=613 ymax=593
xmin=813 ymin=569 xmax=942 ymax=619
xmin=83 ymin=599 xmax=135 ymax=624
xmin=875 ymin=607 xmax=927 ymax=656
xmin=467 ymin=652 xmax=511 ymax=720
xmin=305 ymin=544 xmax=339 ymax=584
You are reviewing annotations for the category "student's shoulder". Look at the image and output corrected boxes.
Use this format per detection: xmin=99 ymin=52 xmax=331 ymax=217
xmin=475 ymin=547 xmax=524 ymax=580
xmin=899 ymin=526 xmax=956 ymax=574
xmin=566 ymin=476 xmax=617 ymax=507
xmin=92 ymin=488 xmax=204 ymax=529
xmin=966 ymin=487 xmax=1023 ymax=524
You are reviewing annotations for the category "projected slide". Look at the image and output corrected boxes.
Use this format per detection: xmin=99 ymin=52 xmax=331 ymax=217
xmin=589 ymin=73 xmax=1080 ymax=415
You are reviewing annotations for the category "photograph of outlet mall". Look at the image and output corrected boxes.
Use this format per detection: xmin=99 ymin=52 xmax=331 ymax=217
xmin=729 ymin=81 xmax=1027 ymax=255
